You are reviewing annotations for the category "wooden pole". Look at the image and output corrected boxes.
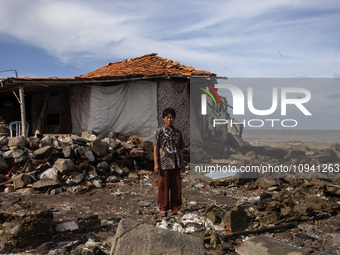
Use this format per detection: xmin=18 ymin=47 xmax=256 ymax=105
xmin=19 ymin=86 xmax=27 ymax=138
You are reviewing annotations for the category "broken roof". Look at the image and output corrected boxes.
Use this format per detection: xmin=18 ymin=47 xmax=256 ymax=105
xmin=77 ymin=53 xmax=216 ymax=79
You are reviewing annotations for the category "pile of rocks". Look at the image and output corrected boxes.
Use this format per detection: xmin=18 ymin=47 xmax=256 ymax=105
xmin=0 ymin=132 xmax=153 ymax=194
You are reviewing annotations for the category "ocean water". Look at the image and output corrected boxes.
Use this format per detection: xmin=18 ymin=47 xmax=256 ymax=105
xmin=242 ymin=129 xmax=340 ymax=145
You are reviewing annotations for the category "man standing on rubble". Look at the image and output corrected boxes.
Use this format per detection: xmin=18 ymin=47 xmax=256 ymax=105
xmin=153 ymin=107 xmax=185 ymax=217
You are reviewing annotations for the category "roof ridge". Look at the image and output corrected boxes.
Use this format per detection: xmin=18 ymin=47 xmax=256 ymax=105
xmin=76 ymin=53 xmax=215 ymax=79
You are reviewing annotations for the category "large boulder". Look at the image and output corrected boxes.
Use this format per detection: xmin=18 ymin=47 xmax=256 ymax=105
xmin=110 ymin=219 xmax=207 ymax=255
xmin=237 ymin=235 xmax=303 ymax=255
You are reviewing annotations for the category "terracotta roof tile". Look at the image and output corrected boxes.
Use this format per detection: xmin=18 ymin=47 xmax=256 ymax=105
xmin=76 ymin=53 xmax=215 ymax=79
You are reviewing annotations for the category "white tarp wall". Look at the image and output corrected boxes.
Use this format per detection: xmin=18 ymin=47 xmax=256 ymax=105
xmin=70 ymin=80 xmax=158 ymax=141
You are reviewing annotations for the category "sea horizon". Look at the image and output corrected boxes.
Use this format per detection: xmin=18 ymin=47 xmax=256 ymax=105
xmin=242 ymin=129 xmax=340 ymax=145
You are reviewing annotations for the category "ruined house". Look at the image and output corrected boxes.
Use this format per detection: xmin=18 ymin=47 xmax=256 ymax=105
xmin=0 ymin=53 xmax=222 ymax=143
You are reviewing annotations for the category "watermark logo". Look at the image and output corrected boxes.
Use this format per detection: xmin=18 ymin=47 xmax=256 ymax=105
xmin=214 ymin=84 xmax=311 ymax=116
xmin=195 ymin=79 xmax=312 ymax=129
xmin=199 ymin=83 xmax=223 ymax=115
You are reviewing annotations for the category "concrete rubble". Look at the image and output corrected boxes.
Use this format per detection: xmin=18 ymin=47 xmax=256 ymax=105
xmin=0 ymin=132 xmax=339 ymax=254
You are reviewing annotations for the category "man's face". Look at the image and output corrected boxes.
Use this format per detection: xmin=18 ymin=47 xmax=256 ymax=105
xmin=163 ymin=113 xmax=174 ymax=128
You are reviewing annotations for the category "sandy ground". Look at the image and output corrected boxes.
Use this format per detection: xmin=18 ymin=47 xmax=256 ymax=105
xmin=2 ymin=169 xmax=339 ymax=255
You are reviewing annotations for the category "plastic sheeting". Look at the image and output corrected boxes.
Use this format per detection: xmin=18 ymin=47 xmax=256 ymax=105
xmin=70 ymin=81 xmax=158 ymax=141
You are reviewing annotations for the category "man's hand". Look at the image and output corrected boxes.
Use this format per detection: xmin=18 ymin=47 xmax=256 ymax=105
xmin=180 ymin=161 xmax=186 ymax=173
xmin=153 ymin=145 xmax=159 ymax=173
xmin=154 ymin=163 xmax=159 ymax=173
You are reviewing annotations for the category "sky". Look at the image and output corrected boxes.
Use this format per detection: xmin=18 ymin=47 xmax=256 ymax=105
xmin=0 ymin=0 xmax=339 ymax=129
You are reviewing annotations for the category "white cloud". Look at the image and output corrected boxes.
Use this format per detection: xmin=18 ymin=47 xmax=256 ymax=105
xmin=0 ymin=0 xmax=339 ymax=77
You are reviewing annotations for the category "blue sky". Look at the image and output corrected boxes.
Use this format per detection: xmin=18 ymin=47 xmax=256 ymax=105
xmin=0 ymin=0 xmax=339 ymax=130
xmin=0 ymin=0 xmax=339 ymax=79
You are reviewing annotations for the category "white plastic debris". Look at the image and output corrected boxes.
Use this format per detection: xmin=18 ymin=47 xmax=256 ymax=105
xmin=156 ymin=219 xmax=168 ymax=230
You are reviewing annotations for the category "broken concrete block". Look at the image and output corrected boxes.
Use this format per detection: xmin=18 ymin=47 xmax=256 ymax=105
xmin=110 ymin=162 xmax=124 ymax=175
xmin=33 ymin=145 xmax=52 ymax=159
xmin=122 ymin=167 xmax=130 ymax=174
xmin=223 ymin=206 xmax=248 ymax=232
xmin=324 ymin=149 xmax=338 ymax=161
xmin=89 ymin=140 xmax=109 ymax=157
xmin=110 ymin=219 xmax=207 ymax=255
xmin=107 ymin=176 xmax=119 ymax=183
xmin=4 ymin=149 xmax=25 ymax=158
xmin=86 ymin=164 xmax=98 ymax=177
xmin=97 ymin=161 xmax=109 ymax=174
xmin=41 ymin=135 xmax=53 ymax=146
xmin=82 ymin=131 xmax=97 ymax=141
xmin=91 ymin=179 xmax=102 ymax=189
xmin=103 ymin=137 xmax=121 ymax=149
xmin=13 ymin=173 xmax=32 ymax=190
xmin=14 ymin=155 xmax=27 ymax=164
xmin=63 ymin=146 xmax=74 ymax=158
xmin=7 ymin=136 xmax=26 ymax=147
xmin=207 ymin=211 xmax=222 ymax=224
xmin=32 ymin=178 xmax=60 ymax=190
xmin=68 ymin=172 xmax=85 ymax=185
xmin=237 ymin=235 xmax=303 ymax=255
xmin=55 ymin=158 xmax=75 ymax=174
xmin=81 ymin=147 xmax=96 ymax=161
xmin=71 ymin=135 xmax=88 ymax=144
xmin=0 ymin=136 xmax=8 ymax=145
xmin=127 ymin=172 xmax=139 ymax=181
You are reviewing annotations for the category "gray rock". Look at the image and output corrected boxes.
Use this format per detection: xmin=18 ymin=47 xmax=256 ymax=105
xmin=41 ymin=135 xmax=53 ymax=146
xmin=91 ymin=179 xmax=102 ymax=189
xmin=110 ymin=163 xmax=124 ymax=175
xmin=71 ymin=135 xmax=88 ymax=144
xmin=4 ymin=149 xmax=25 ymax=158
xmin=55 ymin=158 xmax=75 ymax=174
xmin=97 ymin=161 xmax=109 ymax=172
xmin=103 ymin=137 xmax=121 ymax=149
xmin=223 ymin=206 xmax=248 ymax=232
xmin=14 ymin=155 xmax=27 ymax=164
xmin=34 ymin=146 xmax=52 ymax=159
xmin=81 ymin=147 xmax=96 ymax=161
xmin=62 ymin=147 xmax=74 ymax=158
xmin=107 ymin=176 xmax=119 ymax=183
xmin=237 ymin=235 xmax=303 ymax=255
xmin=14 ymin=188 xmax=38 ymax=195
xmin=82 ymin=131 xmax=97 ymax=141
xmin=110 ymin=219 xmax=207 ymax=255
xmin=68 ymin=172 xmax=85 ymax=184
xmin=89 ymin=140 xmax=109 ymax=157
xmin=7 ymin=136 xmax=26 ymax=147
xmin=13 ymin=173 xmax=32 ymax=190
xmin=32 ymin=178 xmax=60 ymax=189
xmin=0 ymin=136 xmax=8 ymax=145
